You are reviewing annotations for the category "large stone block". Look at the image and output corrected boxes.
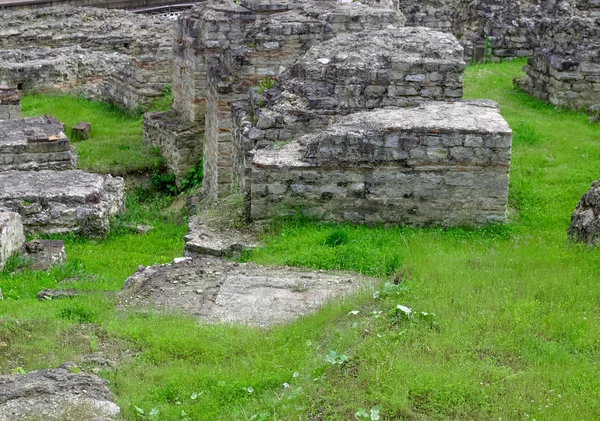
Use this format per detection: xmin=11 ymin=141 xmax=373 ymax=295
xmin=0 ymin=170 xmax=124 ymax=237
xmin=0 ymin=115 xmax=77 ymax=172
xmin=0 ymin=211 xmax=25 ymax=270
xmin=251 ymin=101 xmax=512 ymax=227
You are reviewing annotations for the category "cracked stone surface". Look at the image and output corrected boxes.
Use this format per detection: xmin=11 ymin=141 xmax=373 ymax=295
xmin=0 ymin=362 xmax=120 ymax=421
xmin=0 ymin=170 xmax=124 ymax=237
xmin=568 ymin=180 xmax=600 ymax=245
xmin=0 ymin=115 xmax=77 ymax=172
xmin=120 ymin=257 xmax=373 ymax=327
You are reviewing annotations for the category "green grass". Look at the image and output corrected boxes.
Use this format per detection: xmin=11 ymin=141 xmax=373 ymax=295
xmin=2 ymin=60 xmax=600 ymax=420
xmin=21 ymin=94 xmax=164 ymax=175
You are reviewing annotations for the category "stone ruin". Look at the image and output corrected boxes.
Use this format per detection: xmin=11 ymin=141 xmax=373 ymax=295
xmin=144 ymin=0 xmax=403 ymax=187
xmin=396 ymin=0 xmax=595 ymax=61
xmin=0 ymin=170 xmax=124 ymax=237
xmin=568 ymin=180 xmax=600 ymax=246
xmin=0 ymin=362 xmax=120 ymax=421
xmin=249 ymin=101 xmax=511 ymax=226
xmin=147 ymin=0 xmax=512 ymax=227
xmin=0 ymin=115 xmax=77 ymax=172
xmin=0 ymin=7 xmax=173 ymax=112
xmin=518 ymin=16 xmax=600 ymax=121
xmin=0 ymin=83 xmax=20 ymax=120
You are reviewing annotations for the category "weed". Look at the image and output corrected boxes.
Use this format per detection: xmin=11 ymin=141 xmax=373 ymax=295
xmin=255 ymin=78 xmax=277 ymax=94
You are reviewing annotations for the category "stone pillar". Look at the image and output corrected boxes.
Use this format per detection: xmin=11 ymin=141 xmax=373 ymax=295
xmin=0 ymin=83 xmax=20 ymax=120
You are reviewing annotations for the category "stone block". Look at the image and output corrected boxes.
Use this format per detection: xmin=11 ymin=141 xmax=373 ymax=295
xmin=71 ymin=122 xmax=91 ymax=141
xmin=0 ymin=211 xmax=25 ymax=270
xmin=251 ymin=101 xmax=512 ymax=227
xmin=568 ymin=180 xmax=600 ymax=246
xmin=0 ymin=115 xmax=77 ymax=172
xmin=0 ymin=170 xmax=124 ymax=237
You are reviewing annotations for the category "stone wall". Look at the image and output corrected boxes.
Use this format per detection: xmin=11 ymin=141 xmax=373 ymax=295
xmin=0 ymin=85 xmax=20 ymax=120
xmin=151 ymin=0 xmax=403 ymax=190
xmin=0 ymin=7 xmax=173 ymax=111
xmin=0 ymin=116 xmax=77 ymax=172
xmin=518 ymin=17 xmax=600 ymax=116
xmin=143 ymin=111 xmax=204 ymax=184
xmin=250 ymin=101 xmax=512 ymax=227
xmin=396 ymin=0 xmax=585 ymax=60
xmin=233 ymin=27 xmax=465 ymax=200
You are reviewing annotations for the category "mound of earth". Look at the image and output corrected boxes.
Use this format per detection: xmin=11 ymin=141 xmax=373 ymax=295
xmin=120 ymin=257 xmax=373 ymax=327
xmin=0 ymin=362 xmax=119 ymax=421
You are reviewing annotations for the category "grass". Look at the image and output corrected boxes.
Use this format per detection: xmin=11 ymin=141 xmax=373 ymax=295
xmin=1 ymin=60 xmax=600 ymax=420
xmin=21 ymin=94 xmax=167 ymax=175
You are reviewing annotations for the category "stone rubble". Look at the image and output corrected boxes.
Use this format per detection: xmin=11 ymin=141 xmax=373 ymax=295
xmin=0 ymin=362 xmax=120 ymax=421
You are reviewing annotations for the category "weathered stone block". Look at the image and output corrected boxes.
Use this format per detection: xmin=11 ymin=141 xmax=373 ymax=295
xmin=0 ymin=83 xmax=20 ymax=120
xmin=0 ymin=115 xmax=77 ymax=172
xmin=0 ymin=170 xmax=124 ymax=237
xmin=568 ymin=180 xmax=600 ymax=246
xmin=251 ymin=101 xmax=512 ymax=227
xmin=0 ymin=211 xmax=25 ymax=270
xmin=71 ymin=122 xmax=91 ymax=141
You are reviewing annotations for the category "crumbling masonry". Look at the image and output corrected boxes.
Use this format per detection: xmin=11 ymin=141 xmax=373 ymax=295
xmin=518 ymin=16 xmax=600 ymax=120
xmin=149 ymin=0 xmax=513 ymax=227
xmin=0 ymin=7 xmax=173 ymax=111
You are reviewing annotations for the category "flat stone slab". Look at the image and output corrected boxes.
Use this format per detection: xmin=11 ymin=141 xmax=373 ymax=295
xmin=0 ymin=211 xmax=24 ymax=270
xmin=184 ymin=213 xmax=260 ymax=258
xmin=0 ymin=362 xmax=120 ymax=421
xmin=0 ymin=170 xmax=124 ymax=237
xmin=0 ymin=115 xmax=77 ymax=171
xmin=120 ymin=257 xmax=373 ymax=327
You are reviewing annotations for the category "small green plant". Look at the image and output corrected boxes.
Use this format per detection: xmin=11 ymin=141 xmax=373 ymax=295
xmin=355 ymin=406 xmax=380 ymax=420
xmin=257 ymin=98 xmax=264 ymax=108
xmin=133 ymin=406 xmax=160 ymax=420
xmin=324 ymin=350 xmax=350 ymax=365
xmin=256 ymin=78 xmax=277 ymax=94
xmin=150 ymin=171 xmax=178 ymax=196
xmin=180 ymin=159 xmax=204 ymax=192
xmin=12 ymin=366 xmax=26 ymax=375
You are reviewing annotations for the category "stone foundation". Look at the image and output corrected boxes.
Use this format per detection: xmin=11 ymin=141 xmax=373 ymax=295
xmin=0 ymin=84 xmax=20 ymax=120
xmin=0 ymin=211 xmax=25 ymax=270
xmin=0 ymin=115 xmax=77 ymax=172
xmin=519 ymin=17 xmax=600 ymax=116
xmin=251 ymin=101 xmax=512 ymax=227
xmin=120 ymin=256 xmax=372 ymax=327
xmin=0 ymin=170 xmax=124 ymax=237
xmin=0 ymin=7 xmax=173 ymax=111
xmin=142 ymin=111 xmax=204 ymax=185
